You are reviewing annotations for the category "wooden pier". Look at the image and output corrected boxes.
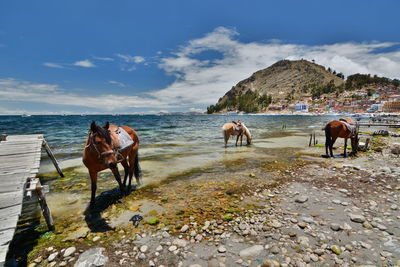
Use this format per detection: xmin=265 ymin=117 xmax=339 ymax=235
xmin=0 ymin=134 xmax=63 ymax=267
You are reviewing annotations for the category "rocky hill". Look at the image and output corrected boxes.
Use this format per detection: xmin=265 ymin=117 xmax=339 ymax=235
xmin=208 ymin=60 xmax=345 ymax=113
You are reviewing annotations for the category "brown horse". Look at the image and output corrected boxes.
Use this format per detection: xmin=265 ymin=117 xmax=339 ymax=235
xmin=82 ymin=121 xmax=141 ymax=207
xmin=324 ymin=118 xmax=358 ymax=158
xmin=222 ymin=121 xmax=252 ymax=147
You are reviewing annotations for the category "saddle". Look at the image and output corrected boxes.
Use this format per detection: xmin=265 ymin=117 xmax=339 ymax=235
xmin=109 ymin=125 xmax=134 ymax=152
xmin=339 ymin=118 xmax=356 ymax=136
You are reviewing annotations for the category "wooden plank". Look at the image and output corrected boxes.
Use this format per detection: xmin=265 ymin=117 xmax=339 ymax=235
xmin=0 ymin=216 xmax=19 ymax=232
xmin=0 ymin=228 xmax=16 ymax=246
xmin=0 ymin=245 xmax=9 ymax=267
xmin=0 ymin=206 xmax=21 ymax=220
xmin=0 ymin=183 xmax=24 ymax=194
xmin=0 ymin=191 xmax=23 ymax=209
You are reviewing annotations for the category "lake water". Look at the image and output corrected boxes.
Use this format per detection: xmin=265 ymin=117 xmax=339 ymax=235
xmin=0 ymin=114 xmax=338 ymax=183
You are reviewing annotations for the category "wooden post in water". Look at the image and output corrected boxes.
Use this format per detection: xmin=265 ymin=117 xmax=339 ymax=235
xmin=36 ymin=184 xmax=54 ymax=231
xmin=42 ymin=139 xmax=64 ymax=177
xmin=26 ymin=177 xmax=55 ymax=231
xmin=313 ymin=132 xmax=316 ymax=146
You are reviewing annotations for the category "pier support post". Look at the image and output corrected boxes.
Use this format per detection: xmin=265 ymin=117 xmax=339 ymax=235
xmin=36 ymin=184 xmax=55 ymax=231
xmin=42 ymin=139 xmax=64 ymax=177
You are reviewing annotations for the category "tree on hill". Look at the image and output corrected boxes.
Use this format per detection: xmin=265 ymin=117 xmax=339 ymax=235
xmin=345 ymin=73 xmax=395 ymax=90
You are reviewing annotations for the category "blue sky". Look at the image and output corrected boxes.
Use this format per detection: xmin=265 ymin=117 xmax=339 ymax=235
xmin=1 ymin=0 xmax=400 ymax=114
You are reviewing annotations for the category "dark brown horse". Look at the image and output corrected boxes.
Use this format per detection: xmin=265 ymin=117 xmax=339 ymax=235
xmin=324 ymin=118 xmax=358 ymax=158
xmin=82 ymin=121 xmax=141 ymax=207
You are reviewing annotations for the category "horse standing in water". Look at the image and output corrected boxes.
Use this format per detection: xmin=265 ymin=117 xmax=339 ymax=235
xmin=83 ymin=121 xmax=141 ymax=207
xmin=324 ymin=118 xmax=359 ymax=158
xmin=222 ymin=121 xmax=252 ymax=147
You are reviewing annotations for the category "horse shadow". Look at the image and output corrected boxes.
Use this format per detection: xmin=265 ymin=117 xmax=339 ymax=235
xmin=84 ymin=186 xmax=137 ymax=233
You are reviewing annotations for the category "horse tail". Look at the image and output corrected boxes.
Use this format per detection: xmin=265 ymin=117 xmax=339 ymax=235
xmin=134 ymin=153 xmax=142 ymax=180
xmin=325 ymin=123 xmax=332 ymax=147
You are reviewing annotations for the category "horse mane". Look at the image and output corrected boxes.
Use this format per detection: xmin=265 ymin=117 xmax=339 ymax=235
xmin=91 ymin=122 xmax=112 ymax=145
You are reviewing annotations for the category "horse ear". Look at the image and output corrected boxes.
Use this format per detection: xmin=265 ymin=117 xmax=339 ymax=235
xmin=90 ymin=121 xmax=97 ymax=133
xmin=103 ymin=122 xmax=110 ymax=130
xmin=232 ymin=121 xmax=237 ymax=125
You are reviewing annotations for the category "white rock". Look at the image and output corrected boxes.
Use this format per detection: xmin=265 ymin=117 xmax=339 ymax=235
xmin=140 ymin=245 xmax=148 ymax=253
xmin=156 ymin=245 xmax=163 ymax=252
xmin=168 ymin=245 xmax=177 ymax=252
xmin=349 ymin=213 xmax=366 ymax=223
xmin=217 ymin=246 xmax=226 ymax=253
xmin=48 ymin=252 xmax=58 ymax=262
xmin=295 ymin=195 xmax=308 ymax=203
xmin=63 ymin=247 xmax=76 ymax=258
xmin=172 ymin=238 xmax=187 ymax=247
xmin=180 ymin=225 xmax=189 ymax=232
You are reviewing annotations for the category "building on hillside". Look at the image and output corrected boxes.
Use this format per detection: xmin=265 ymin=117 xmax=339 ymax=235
xmin=295 ymin=103 xmax=309 ymax=112
xmin=367 ymin=104 xmax=383 ymax=113
xmin=383 ymin=101 xmax=400 ymax=112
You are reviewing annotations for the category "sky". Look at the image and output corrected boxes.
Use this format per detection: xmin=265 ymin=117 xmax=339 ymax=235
xmin=1 ymin=0 xmax=400 ymax=114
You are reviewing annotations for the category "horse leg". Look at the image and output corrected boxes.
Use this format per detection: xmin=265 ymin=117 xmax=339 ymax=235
xmin=240 ymin=134 xmax=243 ymax=146
xmin=89 ymin=170 xmax=98 ymax=208
xmin=223 ymin=132 xmax=228 ymax=147
xmin=344 ymin=138 xmax=348 ymax=157
xmin=330 ymin=137 xmax=337 ymax=157
xmin=111 ymin=167 xmax=126 ymax=195
xmin=121 ymin=160 xmax=129 ymax=187
xmin=235 ymin=135 xmax=239 ymax=146
xmin=130 ymin=148 xmax=142 ymax=187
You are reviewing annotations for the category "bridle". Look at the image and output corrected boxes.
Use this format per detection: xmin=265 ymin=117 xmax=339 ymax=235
xmin=85 ymin=132 xmax=123 ymax=162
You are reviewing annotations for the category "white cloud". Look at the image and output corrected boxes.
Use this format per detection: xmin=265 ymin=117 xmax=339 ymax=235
xmin=108 ymin=80 xmax=126 ymax=87
xmin=73 ymin=59 xmax=96 ymax=68
xmin=43 ymin=62 xmax=65 ymax=69
xmin=93 ymin=56 xmax=114 ymax=61
xmin=116 ymin=54 xmax=145 ymax=64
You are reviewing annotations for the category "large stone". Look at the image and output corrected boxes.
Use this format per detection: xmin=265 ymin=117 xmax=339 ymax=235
xmin=270 ymin=220 xmax=282 ymax=228
xmin=48 ymin=252 xmax=58 ymax=262
xmin=239 ymin=245 xmax=264 ymax=258
xmin=74 ymin=248 xmax=108 ymax=267
xmin=295 ymin=195 xmax=308 ymax=203
xmin=63 ymin=227 xmax=90 ymax=242
xmin=63 ymin=247 xmax=76 ymax=257
xmin=172 ymin=238 xmax=187 ymax=247
xmin=349 ymin=213 xmax=366 ymax=223
xmin=217 ymin=246 xmax=226 ymax=253
xmin=180 ymin=225 xmax=189 ymax=232
xmin=140 ymin=245 xmax=148 ymax=253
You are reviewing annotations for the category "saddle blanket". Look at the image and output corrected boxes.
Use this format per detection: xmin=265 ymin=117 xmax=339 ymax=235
xmin=115 ymin=127 xmax=134 ymax=151
xmin=341 ymin=121 xmax=356 ymax=136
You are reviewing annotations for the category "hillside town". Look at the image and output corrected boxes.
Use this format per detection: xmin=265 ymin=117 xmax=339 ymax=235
xmin=269 ymin=84 xmax=400 ymax=114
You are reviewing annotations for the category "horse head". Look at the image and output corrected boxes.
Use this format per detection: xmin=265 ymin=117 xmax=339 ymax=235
xmin=242 ymin=123 xmax=252 ymax=145
xmin=89 ymin=121 xmax=119 ymax=169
